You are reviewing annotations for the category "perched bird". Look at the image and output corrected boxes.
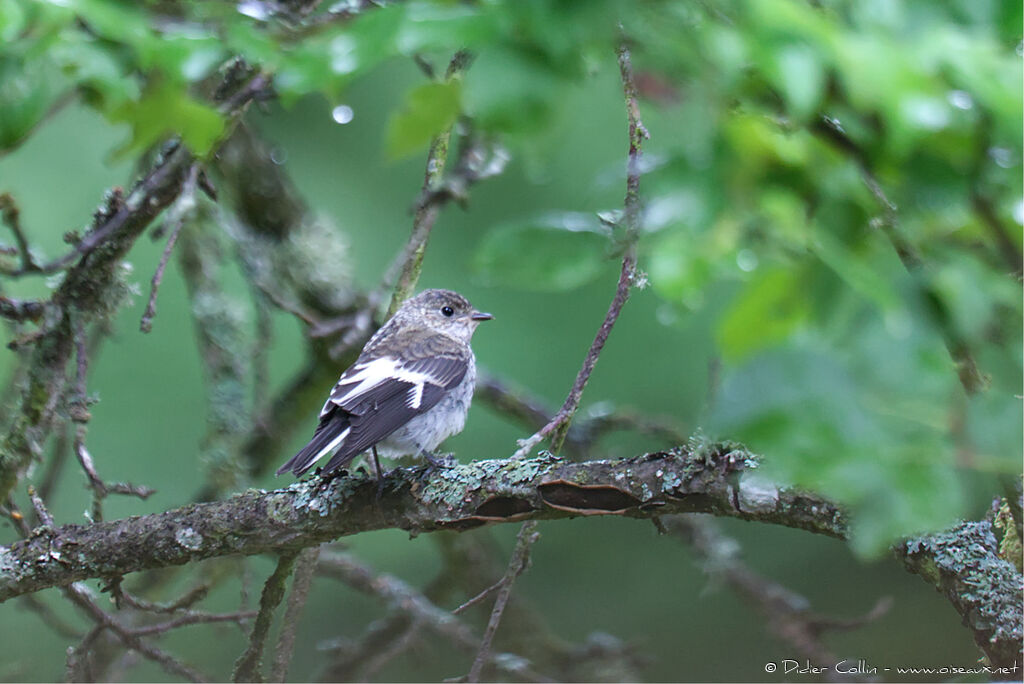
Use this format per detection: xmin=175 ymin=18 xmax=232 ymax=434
xmin=277 ymin=289 xmax=492 ymax=479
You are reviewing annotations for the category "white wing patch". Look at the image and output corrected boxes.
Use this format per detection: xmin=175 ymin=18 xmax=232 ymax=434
xmin=327 ymin=357 xmax=436 ymax=412
xmin=313 ymin=427 xmax=351 ymax=465
xmin=407 ymin=383 xmax=425 ymax=409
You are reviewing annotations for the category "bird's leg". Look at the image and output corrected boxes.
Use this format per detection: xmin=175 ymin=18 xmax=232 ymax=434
xmin=371 ymin=446 xmax=386 ymax=500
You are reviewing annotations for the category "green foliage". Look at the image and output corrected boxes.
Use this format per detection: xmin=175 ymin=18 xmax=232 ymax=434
xmin=2 ymin=0 xmax=1020 ymax=559
xmin=387 ymin=81 xmax=461 ymax=158
xmin=473 ymin=213 xmax=614 ymax=291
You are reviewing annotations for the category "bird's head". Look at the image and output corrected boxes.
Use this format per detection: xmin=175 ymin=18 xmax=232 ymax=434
xmin=395 ymin=289 xmax=493 ymax=343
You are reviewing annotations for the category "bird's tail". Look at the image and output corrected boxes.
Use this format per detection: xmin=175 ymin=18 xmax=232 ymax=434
xmin=276 ymin=412 xmax=352 ymax=477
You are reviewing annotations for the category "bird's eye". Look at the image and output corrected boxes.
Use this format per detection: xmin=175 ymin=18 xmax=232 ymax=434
xmin=440 ymin=306 xmax=454 ymax=317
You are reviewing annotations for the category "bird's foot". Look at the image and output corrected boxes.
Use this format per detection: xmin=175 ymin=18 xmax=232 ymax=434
xmin=419 ymin=451 xmax=456 ymax=480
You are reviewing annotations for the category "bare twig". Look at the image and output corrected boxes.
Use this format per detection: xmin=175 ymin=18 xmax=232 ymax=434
xmin=0 ymin=296 xmax=46 ymax=322
xmin=28 ymin=485 xmax=54 ymax=527
xmin=452 ymin=577 xmax=505 ymax=616
xmin=812 ymin=115 xmax=988 ymax=395
xmin=669 ymin=516 xmax=889 ymax=682
xmin=64 ymin=583 xmax=209 ymax=683
xmin=967 ymin=115 xmax=1022 ymax=279
xmin=110 ymin=578 xmax=211 ymax=614
xmin=0 ymin=193 xmax=41 ymax=274
xmin=356 ymin=616 xmax=424 ymax=681
xmin=130 ymin=610 xmax=257 ymax=636
xmin=141 ymin=165 xmax=199 ymax=333
xmin=70 ymin=321 xmax=153 ymax=521
xmin=271 ymin=545 xmax=321 ymax=683
xmin=18 ymin=593 xmax=82 ymax=639
xmin=477 ymin=372 xmax=686 ymax=459
xmin=233 ymin=549 xmax=301 ymax=682
xmin=514 ymin=41 xmax=647 ymax=458
xmin=317 ymin=550 xmax=548 ymax=681
xmin=467 ymin=521 xmax=540 ymax=682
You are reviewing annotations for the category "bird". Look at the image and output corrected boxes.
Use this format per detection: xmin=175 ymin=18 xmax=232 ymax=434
xmin=276 ymin=288 xmax=493 ymax=479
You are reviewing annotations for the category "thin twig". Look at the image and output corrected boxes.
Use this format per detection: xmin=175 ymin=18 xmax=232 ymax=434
xmin=513 ymin=41 xmax=647 ymax=458
xmin=467 ymin=521 xmax=541 ymax=682
xmin=452 ymin=577 xmax=505 ymax=616
xmin=130 ymin=610 xmax=257 ymax=636
xmin=271 ymin=545 xmax=321 ymax=683
xmin=140 ymin=165 xmax=199 ymax=333
xmin=110 ymin=579 xmax=211 ymax=614
xmin=669 ymin=516 xmax=889 ymax=683
xmin=71 ymin=321 xmax=153 ymax=521
xmin=316 ymin=550 xmax=549 ymax=681
xmin=477 ymin=373 xmax=686 ymax=458
xmin=0 ymin=296 xmax=46 ymax=322
xmin=812 ymin=115 xmax=988 ymax=395
xmin=357 ymin=616 xmax=424 ymax=681
xmin=64 ymin=582 xmax=209 ymax=683
xmin=0 ymin=193 xmax=41 ymax=274
xmin=18 ymin=593 xmax=82 ymax=639
xmin=385 ymin=49 xmax=473 ymax=317
xmin=28 ymin=485 xmax=54 ymax=527
xmin=233 ymin=549 xmax=301 ymax=683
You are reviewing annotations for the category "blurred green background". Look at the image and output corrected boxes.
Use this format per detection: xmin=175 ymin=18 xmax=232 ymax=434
xmin=0 ymin=0 xmax=1020 ymax=681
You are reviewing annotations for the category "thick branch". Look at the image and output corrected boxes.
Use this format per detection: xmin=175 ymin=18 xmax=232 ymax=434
xmin=0 ymin=442 xmax=846 ymax=602
xmin=898 ymin=520 xmax=1023 ymax=673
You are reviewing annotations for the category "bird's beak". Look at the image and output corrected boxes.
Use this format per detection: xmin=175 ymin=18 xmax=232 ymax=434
xmin=470 ymin=311 xmax=494 ymax=322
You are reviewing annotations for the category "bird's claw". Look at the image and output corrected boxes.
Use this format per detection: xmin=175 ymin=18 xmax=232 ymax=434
xmin=419 ymin=452 xmax=456 ymax=480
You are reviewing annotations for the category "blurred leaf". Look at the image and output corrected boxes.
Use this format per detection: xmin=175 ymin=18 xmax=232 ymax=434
xmin=394 ymin=2 xmax=498 ymax=54
xmin=812 ymin=231 xmax=899 ymax=311
xmin=73 ymin=0 xmax=150 ymax=48
xmin=110 ymin=79 xmax=225 ymax=156
xmin=0 ymin=0 xmax=26 ymax=43
xmin=473 ymin=213 xmax=611 ymax=291
xmin=711 ymin=347 xmax=966 ymax=557
xmin=49 ymin=33 xmax=138 ymax=109
xmin=717 ymin=267 xmax=810 ymax=361
xmin=0 ymin=54 xmax=64 ymax=153
xmin=386 ymin=81 xmax=461 ymax=159
xmin=769 ymin=44 xmax=825 ymax=122
xmin=463 ymin=47 xmax=562 ymax=135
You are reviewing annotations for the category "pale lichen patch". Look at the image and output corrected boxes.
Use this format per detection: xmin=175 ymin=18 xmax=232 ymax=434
xmin=175 ymin=527 xmax=203 ymax=550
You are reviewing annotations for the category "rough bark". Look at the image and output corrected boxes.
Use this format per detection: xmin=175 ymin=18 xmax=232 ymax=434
xmin=0 ymin=442 xmax=845 ymax=603
xmin=898 ymin=520 xmax=1023 ymax=673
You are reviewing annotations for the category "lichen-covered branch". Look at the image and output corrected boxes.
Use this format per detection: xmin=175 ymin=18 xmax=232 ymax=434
xmin=0 ymin=143 xmax=193 ymax=502
xmin=0 ymin=441 xmax=846 ymax=603
xmin=898 ymin=520 xmax=1023 ymax=672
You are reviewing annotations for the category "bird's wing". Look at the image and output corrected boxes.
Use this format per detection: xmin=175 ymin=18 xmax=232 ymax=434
xmin=278 ymin=350 xmax=468 ymax=477
xmin=319 ymin=354 xmax=468 ymax=472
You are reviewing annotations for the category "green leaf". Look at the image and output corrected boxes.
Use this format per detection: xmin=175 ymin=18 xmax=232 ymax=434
xmin=386 ymin=81 xmax=461 ymax=159
xmin=812 ymin=231 xmax=899 ymax=311
xmin=462 ymin=47 xmax=562 ymax=135
xmin=110 ymin=79 xmax=225 ymax=157
xmin=0 ymin=0 xmax=27 ymax=43
xmin=716 ymin=267 xmax=810 ymax=361
xmin=770 ymin=44 xmax=825 ymax=122
xmin=473 ymin=213 xmax=612 ymax=292
xmin=0 ymin=54 xmax=64 ymax=153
